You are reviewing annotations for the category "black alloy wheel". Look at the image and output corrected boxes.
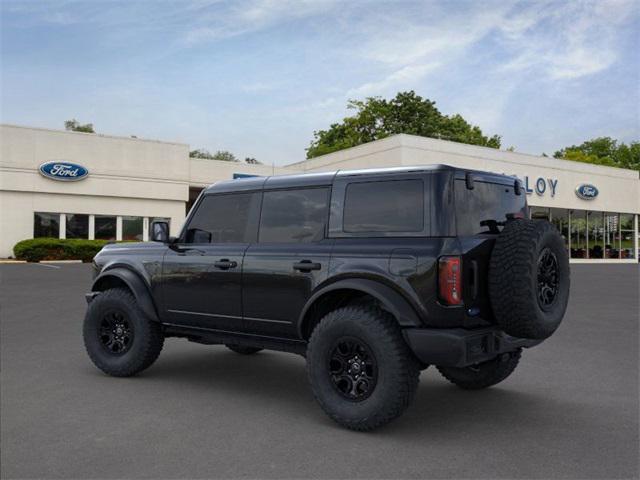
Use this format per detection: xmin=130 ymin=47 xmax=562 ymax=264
xmin=537 ymin=247 xmax=559 ymax=309
xmin=328 ymin=337 xmax=378 ymax=401
xmin=99 ymin=309 xmax=134 ymax=355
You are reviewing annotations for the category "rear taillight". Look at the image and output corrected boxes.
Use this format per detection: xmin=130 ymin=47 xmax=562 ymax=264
xmin=438 ymin=256 xmax=462 ymax=305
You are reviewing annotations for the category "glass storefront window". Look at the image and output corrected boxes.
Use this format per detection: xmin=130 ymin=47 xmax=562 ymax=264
xmin=122 ymin=216 xmax=143 ymax=241
xmin=620 ymin=214 xmax=636 ymax=259
xmin=530 ymin=206 xmax=550 ymax=220
xmin=66 ymin=214 xmax=89 ymax=239
xmin=570 ymin=210 xmax=587 ymax=258
xmin=34 ymin=212 xmax=60 ymax=238
xmin=587 ymin=212 xmax=604 ymax=259
xmin=603 ymin=213 xmax=620 ymax=259
xmin=95 ymin=215 xmax=117 ymax=240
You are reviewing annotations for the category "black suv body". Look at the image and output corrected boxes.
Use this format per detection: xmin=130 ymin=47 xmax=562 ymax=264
xmin=84 ymin=165 xmax=570 ymax=430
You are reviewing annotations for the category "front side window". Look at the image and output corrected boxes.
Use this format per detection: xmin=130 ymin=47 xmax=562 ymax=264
xmin=34 ymin=212 xmax=60 ymax=238
xmin=343 ymin=180 xmax=424 ymax=233
xmin=66 ymin=214 xmax=89 ymax=239
xmin=259 ymin=188 xmax=329 ymax=243
xmin=185 ymin=193 xmax=259 ymax=243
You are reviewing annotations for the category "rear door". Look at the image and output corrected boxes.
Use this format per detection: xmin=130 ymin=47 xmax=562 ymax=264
xmin=241 ymin=186 xmax=333 ymax=338
xmin=161 ymin=192 xmax=261 ymax=330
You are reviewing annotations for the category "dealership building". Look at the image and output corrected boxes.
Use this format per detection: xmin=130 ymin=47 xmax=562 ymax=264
xmin=1 ymin=124 xmax=638 ymax=262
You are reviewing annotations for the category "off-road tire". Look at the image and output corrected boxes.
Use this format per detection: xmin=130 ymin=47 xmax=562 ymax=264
xmin=83 ymin=288 xmax=164 ymax=377
xmin=489 ymin=219 xmax=570 ymax=340
xmin=225 ymin=344 xmax=263 ymax=355
xmin=437 ymin=349 xmax=522 ymax=390
xmin=306 ymin=305 xmax=420 ymax=431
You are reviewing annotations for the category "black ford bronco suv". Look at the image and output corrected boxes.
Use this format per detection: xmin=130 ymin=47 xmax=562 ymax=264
xmin=83 ymin=165 xmax=570 ymax=431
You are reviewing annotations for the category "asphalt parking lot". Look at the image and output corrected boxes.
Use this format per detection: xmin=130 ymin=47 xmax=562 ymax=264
xmin=1 ymin=263 xmax=638 ymax=479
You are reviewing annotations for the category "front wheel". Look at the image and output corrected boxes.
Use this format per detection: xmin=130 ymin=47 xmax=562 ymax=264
xmin=83 ymin=288 xmax=164 ymax=377
xmin=436 ymin=349 xmax=522 ymax=390
xmin=306 ymin=305 xmax=420 ymax=431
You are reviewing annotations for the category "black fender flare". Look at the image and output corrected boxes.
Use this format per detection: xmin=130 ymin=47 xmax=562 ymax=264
xmin=297 ymin=278 xmax=423 ymax=337
xmin=91 ymin=267 xmax=160 ymax=322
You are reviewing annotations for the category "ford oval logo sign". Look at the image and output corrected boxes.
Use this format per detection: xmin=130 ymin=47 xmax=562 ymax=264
xmin=575 ymin=184 xmax=598 ymax=200
xmin=39 ymin=161 xmax=89 ymax=182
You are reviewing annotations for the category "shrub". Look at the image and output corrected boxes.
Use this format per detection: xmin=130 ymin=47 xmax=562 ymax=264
xmin=13 ymin=238 xmax=114 ymax=262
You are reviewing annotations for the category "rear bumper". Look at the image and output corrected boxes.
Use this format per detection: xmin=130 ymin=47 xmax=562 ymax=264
xmin=403 ymin=327 xmax=541 ymax=368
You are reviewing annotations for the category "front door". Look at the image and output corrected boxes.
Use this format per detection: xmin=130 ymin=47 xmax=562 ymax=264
xmin=161 ymin=192 xmax=261 ymax=331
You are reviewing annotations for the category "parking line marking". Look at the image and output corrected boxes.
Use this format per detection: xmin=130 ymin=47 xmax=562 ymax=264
xmin=35 ymin=263 xmax=61 ymax=269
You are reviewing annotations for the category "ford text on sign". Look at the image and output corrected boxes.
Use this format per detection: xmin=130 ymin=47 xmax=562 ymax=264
xmin=39 ymin=162 xmax=89 ymax=181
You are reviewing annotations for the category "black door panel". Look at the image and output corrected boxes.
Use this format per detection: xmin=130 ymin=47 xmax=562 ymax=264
xmin=241 ymin=241 xmax=333 ymax=338
xmin=161 ymin=244 xmax=247 ymax=330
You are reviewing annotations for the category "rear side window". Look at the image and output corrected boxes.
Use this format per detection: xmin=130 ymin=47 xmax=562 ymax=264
xmin=185 ymin=193 xmax=260 ymax=243
xmin=259 ymin=188 xmax=329 ymax=243
xmin=343 ymin=180 xmax=424 ymax=233
xmin=455 ymin=180 xmax=526 ymax=235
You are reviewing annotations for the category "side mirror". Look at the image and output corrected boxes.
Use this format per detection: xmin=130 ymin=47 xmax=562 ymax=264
xmin=151 ymin=221 xmax=170 ymax=243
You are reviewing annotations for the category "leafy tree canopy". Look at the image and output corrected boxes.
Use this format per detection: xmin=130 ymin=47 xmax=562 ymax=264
xmin=554 ymin=137 xmax=640 ymax=171
xmin=189 ymin=149 xmax=239 ymax=162
xmin=64 ymin=119 xmax=94 ymax=133
xmin=306 ymin=91 xmax=501 ymax=158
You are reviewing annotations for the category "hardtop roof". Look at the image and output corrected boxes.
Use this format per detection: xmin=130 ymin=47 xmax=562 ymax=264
xmin=203 ymin=164 xmax=516 ymax=194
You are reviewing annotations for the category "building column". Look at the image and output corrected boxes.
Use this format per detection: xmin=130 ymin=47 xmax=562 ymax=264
xmin=634 ymin=214 xmax=639 ymax=261
xmin=59 ymin=213 xmax=66 ymax=239
xmin=116 ymin=216 xmax=123 ymax=241
xmin=143 ymin=217 xmax=149 ymax=242
xmin=88 ymin=215 xmax=95 ymax=240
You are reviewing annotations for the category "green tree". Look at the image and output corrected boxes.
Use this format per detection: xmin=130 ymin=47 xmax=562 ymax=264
xmin=189 ymin=149 xmax=215 ymax=159
xmin=554 ymin=137 xmax=640 ymax=171
xmin=212 ymin=150 xmax=238 ymax=162
xmin=189 ymin=149 xmax=239 ymax=162
xmin=306 ymin=91 xmax=501 ymax=158
xmin=64 ymin=119 xmax=94 ymax=133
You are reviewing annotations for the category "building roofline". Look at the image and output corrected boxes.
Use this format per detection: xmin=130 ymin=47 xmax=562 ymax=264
xmin=0 ymin=123 xmax=189 ymax=147
xmin=287 ymin=133 xmax=639 ymax=180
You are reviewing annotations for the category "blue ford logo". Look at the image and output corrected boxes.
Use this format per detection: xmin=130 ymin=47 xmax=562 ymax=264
xmin=39 ymin=161 xmax=89 ymax=182
xmin=575 ymin=184 xmax=598 ymax=200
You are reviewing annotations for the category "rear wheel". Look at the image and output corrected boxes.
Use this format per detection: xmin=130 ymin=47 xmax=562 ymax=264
xmin=83 ymin=288 xmax=164 ymax=377
xmin=225 ymin=344 xmax=263 ymax=355
xmin=437 ymin=349 xmax=522 ymax=390
xmin=306 ymin=305 xmax=420 ymax=431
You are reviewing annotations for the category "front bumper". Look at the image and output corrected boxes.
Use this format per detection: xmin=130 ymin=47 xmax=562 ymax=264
xmin=403 ymin=327 xmax=541 ymax=368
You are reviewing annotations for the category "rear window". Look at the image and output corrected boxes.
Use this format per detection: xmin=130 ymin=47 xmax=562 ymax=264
xmin=455 ymin=180 xmax=526 ymax=235
xmin=343 ymin=179 xmax=424 ymax=233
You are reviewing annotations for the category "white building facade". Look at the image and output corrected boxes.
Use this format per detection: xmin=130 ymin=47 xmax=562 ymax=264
xmin=1 ymin=125 xmax=638 ymax=262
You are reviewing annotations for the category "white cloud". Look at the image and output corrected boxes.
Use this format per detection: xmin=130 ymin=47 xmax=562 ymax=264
xmin=499 ymin=0 xmax=637 ymax=80
xmin=183 ymin=0 xmax=340 ymax=44
xmin=347 ymin=63 xmax=440 ymax=97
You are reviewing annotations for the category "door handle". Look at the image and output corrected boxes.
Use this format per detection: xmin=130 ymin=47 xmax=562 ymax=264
xmin=293 ymin=260 xmax=321 ymax=272
xmin=213 ymin=259 xmax=238 ymax=270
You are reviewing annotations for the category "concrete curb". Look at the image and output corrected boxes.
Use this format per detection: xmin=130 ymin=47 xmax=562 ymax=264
xmin=0 ymin=259 xmax=27 ymax=264
xmin=39 ymin=260 xmax=84 ymax=264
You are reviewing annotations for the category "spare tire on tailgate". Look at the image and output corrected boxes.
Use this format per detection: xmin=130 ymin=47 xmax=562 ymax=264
xmin=489 ymin=219 xmax=570 ymax=340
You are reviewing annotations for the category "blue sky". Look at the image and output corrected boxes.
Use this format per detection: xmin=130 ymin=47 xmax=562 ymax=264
xmin=2 ymin=0 xmax=639 ymax=165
